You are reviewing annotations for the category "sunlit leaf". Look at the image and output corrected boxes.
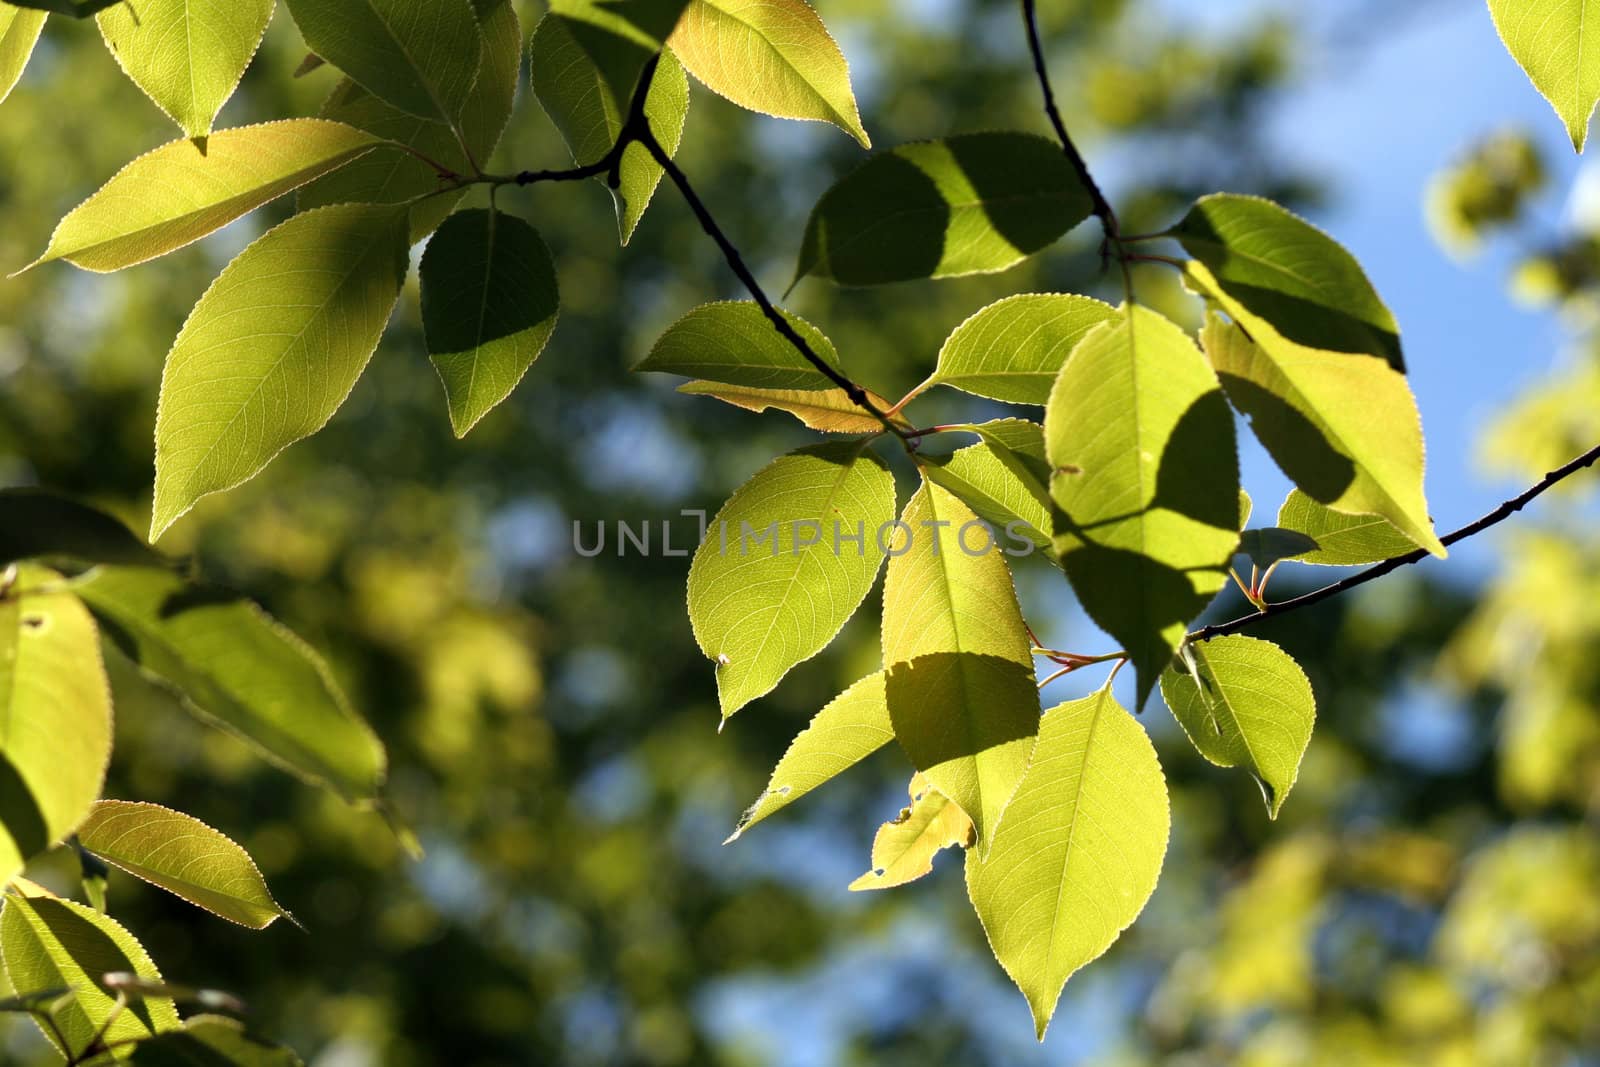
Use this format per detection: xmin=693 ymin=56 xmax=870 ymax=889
xmin=727 ymin=671 xmax=890 ymax=840
xmin=151 ymin=203 xmax=409 ymax=539
xmin=76 ymin=801 xmax=294 ymax=929
xmin=637 ymin=300 xmax=844 ymax=389
xmin=22 ymin=120 xmax=383 ymax=273
xmin=0 ymin=895 xmax=180 ymax=1059
xmin=796 ymin=133 xmax=1091 ymax=286
xmin=127 ymin=1015 xmax=304 ymax=1065
xmin=881 ymin=480 xmax=1039 ymax=852
xmin=966 ymin=689 xmax=1169 ymax=1039
xmin=1045 ymin=305 xmax=1240 ymax=708
xmin=0 ymin=489 xmax=166 ymax=568
xmin=420 ymin=208 xmax=559 ymax=437
xmin=74 ymin=565 xmax=386 ymax=802
xmin=0 ymin=4 xmax=46 ymax=106
xmin=1276 ymin=489 xmax=1422 ymax=566
xmin=281 ymin=0 xmax=482 ymax=123
xmin=1159 ymin=636 xmax=1315 ymax=818
xmin=849 ymin=774 xmax=973 ymax=891
xmin=676 ymin=380 xmax=899 ymax=434
xmin=1488 ymin=0 xmax=1600 ymax=151
xmin=925 ymin=294 xmax=1116 ymax=404
xmin=921 ymin=419 xmax=1053 ymax=554
xmin=669 ymin=0 xmax=868 ymax=146
xmin=688 ymin=439 xmax=896 ymax=718
xmin=96 ymin=0 xmax=273 ymax=140
xmin=0 ymin=566 xmax=112 ymax=888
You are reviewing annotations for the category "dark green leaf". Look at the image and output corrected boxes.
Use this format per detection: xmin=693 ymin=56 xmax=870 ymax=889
xmin=0 ymin=489 xmax=167 ymax=568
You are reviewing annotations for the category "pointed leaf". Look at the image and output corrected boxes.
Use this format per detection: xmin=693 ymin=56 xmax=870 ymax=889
xmin=0 ymin=566 xmax=112 ymax=887
xmin=1192 ymin=300 xmax=1445 ymax=557
xmin=0 ymin=895 xmax=180 ymax=1059
xmin=882 ymin=480 xmax=1039 ymax=852
xmin=966 ymin=690 xmax=1169 ymax=1039
xmin=927 ymin=294 xmax=1116 ymax=404
xmin=420 ymin=209 xmax=559 ymax=437
xmin=128 ymin=1015 xmax=304 ymax=1065
xmin=0 ymin=4 xmax=46 ymax=106
xmin=677 ymin=380 xmax=900 ymax=434
xmin=0 ymin=489 xmax=166 ymax=568
xmin=1045 ymin=305 xmax=1240 ymax=708
xmin=530 ymin=14 xmax=690 ymax=242
xmin=1489 ymin=0 xmax=1600 ymax=151
xmin=1236 ymin=526 xmax=1320 ymax=570
xmin=281 ymin=0 xmax=482 ymax=123
xmin=299 ymin=0 xmax=521 ymax=242
xmin=1159 ymin=635 xmax=1315 ymax=818
xmin=23 ymin=120 xmax=384 ymax=273
xmin=76 ymin=801 xmax=293 ymax=929
xmin=849 ymin=775 xmax=973 ymax=891
xmin=96 ymin=0 xmax=274 ymax=140
xmin=1275 ymin=489 xmax=1422 ymax=566
xmin=727 ymin=671 xmax=891 ymax=840
xmin=1169 ymin=195 xmax=1405 ymax=371
xmin=688 ymin=440 xmax=896 ymax=718
xmin=637 ymin=300 xmax=844 ymax=389
xmin=151 ymin=203 xmax=409 ymax=539
xmin=921 ymin=420 xmax=1053 ymax=554
xmin=74 ymin=565 xmax=386 ymax=802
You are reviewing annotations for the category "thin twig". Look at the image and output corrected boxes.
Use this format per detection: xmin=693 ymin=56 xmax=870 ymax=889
xmin=1021 ymin=0 xmax=1118 ymax=241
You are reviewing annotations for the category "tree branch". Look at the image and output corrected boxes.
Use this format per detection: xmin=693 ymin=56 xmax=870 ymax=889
xmin=1021 ymin=0 xmax=1118 ymax=241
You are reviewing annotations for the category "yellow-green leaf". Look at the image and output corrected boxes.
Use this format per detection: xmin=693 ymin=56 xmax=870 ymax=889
xmin=151 ymin=203 xmax=410 ymax=539
xmin=1159 ymin=636 xmax=1315 ymax=818
xmin=921 ymin=419 xmax=1053 ymax=554
xmin=926 ymin=294 xmax=1117 ymax=404
xmin=669 ymin=0 xmax=868 ymax=146
xmin=76 ymin=801 xmax=293 ymax=929
xmin=1489 ymin=0 xmax=1600 ymax=151
xmin=96 ymin=0 xmax=274 ymax=140
xmin=127 ymin=1015 xmax=304 ymax=1065
xmin=676 ymin=380 xmax=900 ymax=434
xmin=0 ymin=4 xmax=46 ymax=106
xmin=1276 ymin=488 xmax=1424 ymax=566
xmin=882 ymin=480 xmax=1039 ymax=853
xmin=849 ymin=774 xmax=973 ymax=891
xmin=966 ymin=689 xmax=1169 ymax=1039
xmin=22 ymin=120 xmax=384 ymax=273
xmin=637 ymin=300 xmax=844 ymax=389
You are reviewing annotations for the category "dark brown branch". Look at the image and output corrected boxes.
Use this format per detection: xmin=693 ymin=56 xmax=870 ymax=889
xmin=1021 ymin=0 xmax=1118 ymax=240
xmin=507 ymin=54 xmax=666 ymax=188
xmin=1193 ymin=440 xmax=1600 ymax=643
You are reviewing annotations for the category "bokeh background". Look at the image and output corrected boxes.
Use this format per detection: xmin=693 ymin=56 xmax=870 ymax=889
xmin=2 ymin=0 xmax=1598 ymax=1063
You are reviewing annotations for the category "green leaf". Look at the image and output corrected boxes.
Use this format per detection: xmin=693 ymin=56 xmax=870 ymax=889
xmin=1045 ymin=305 xmax=1240 ymax=708
xmin=530 ymin=14 xmax=690 ymax=243
xmin=1236 ymin=527 xmax=1320 ymax=570
xmin=848 ymin=774 xmax=973 ymax=891
xmin=966 ymin=689 xmax=1169 ymax=1039
xmin=1488 ymin=0 xmax=1600 ymax=151
xmin=1276 ymin=488 xmax=1422 ymax=566
xmin=549 ymin=0 xmax=688 ymax=51
xmin=726 ymin=670 xmax=890 ymax=841
xmin=0 ymin=894 xmax=180 ymax=1059
xmin=669 ymin=0 xmax=868 ymax=146
xmin=75 ymin=801 xmax=293 ymax=929
xmin=127 ymin=1015 xmax=304 ymax=1066
xmin=151 ymin=203 xmax=410 ymax=539
xmin=0 ymin=489 xmax=166 ymax=568
xmin=298 ymin=0 xmax=522 ymax=243
xmin=1169 ymin=194 xmax=1404 ymax=372
xmin=1192 ymin=300 xmax=1446 ymax=558
xmin=96 ymin=0 xmax=273 ymax=140
xmin=921 ymin=420 xmax=1053 ymax=554
xmin=1159 ymin=635 xmax=1315 ymax=818
xmin=637 ymin=300 xmax=844 ymax=389
xmin=21 ymin=120 xmax=384 ymax=273
xmin=795 ymin=133 xmax=1092 ymax=286
xmin=73 ymin=565 xmax=386 ymax=802
xmin=925 ymin=294 xmax=1116 ymax=404
xmin=0 ymin=4 xmax=46 ymax=106
xmin=881 ymin=480 xmax=1039 ymax=852
xmin=676 ymin=380 xmax=901 ymax=434
xmin=3 ymin=0 xmax=117 ymax=16
xmin=420 ymin=209 xmax=559 ymax=437
xmin=688 ymin=440 xmax=896 ymax=718
xmin=0 ymin=567 xmax=113 ymax=888
xmin=281 ymin=0 xmax=482 ymax=123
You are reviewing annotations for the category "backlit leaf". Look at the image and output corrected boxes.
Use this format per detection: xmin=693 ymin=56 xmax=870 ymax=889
xmin=669 ymin=0 xmax=868 ymax=146
xmin=926 ymin=294 xmax=1116 ymax=404
xmin=1488 ymin=0 xmax=1600 ymax=151
xmin=795 ymin=133 xmax=1091 ymax=286
xmin=688 ymin=439 xmax=896 ymax=718
xmin=0 ymin=4 xmax=46 ymax=106
xmin=849 ymin=774 xmax=973 ymax=891
xmin=637 ymin=300 xmax=844 ymax=389
xmin=1275 ymin=489 xmax=1422 ymax=566
xmin=76 ymin=801 xmax=293 ymax=929
xmin=676 ymin=380 xmax=900 ymax=434
xmin=1045 ymin=305 xmax=1240 ymax=708
xmin=921 ymin=420 xmax=1053 ymax=554
xmin=96 ymin=0 xmax=274 ymax=140
xmin=3 ymin=0 xmax=117 ymax=16
xmin=74 ymin=565 xmax=386 ymax=802
xmin=151 ymin=203 xmax=409 ymax=539
xmin=127 ymin=1016 xmax=304 ymax=1065
xmin=0 ymin=489 xmax=166 ymax=568
xmin=882 ymin=480 xmax=1039 ymax=852
xmin=966 ymin=689 xmax=1169 ymax=1039
xmin=1159 ymin=635 xmax=1315 ymax=818
xmin=1236 ymin=526 xmax=1320 ymax=570
xmin=420 ymin=208 xmax=559 ymax=437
